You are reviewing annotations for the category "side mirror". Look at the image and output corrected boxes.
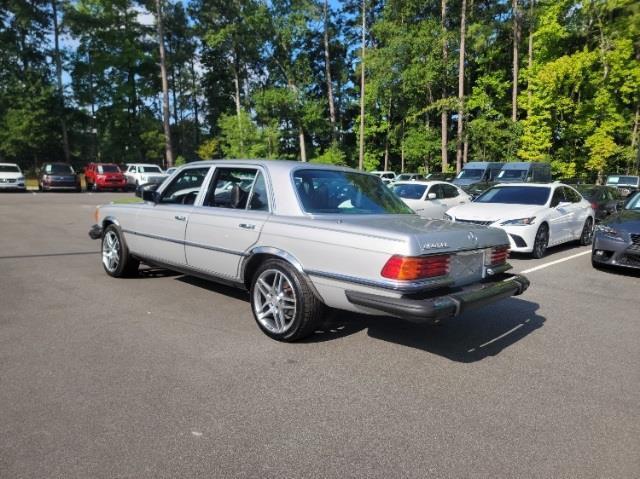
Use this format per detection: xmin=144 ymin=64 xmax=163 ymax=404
xmin=137 ymin=183 xmax=160 ymax=202
xmin=427 ymin=192 xmax=437 ymax=200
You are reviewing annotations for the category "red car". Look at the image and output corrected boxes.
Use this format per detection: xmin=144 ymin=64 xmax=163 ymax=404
xmin=84 ymin=163 xmax=127 ymax=191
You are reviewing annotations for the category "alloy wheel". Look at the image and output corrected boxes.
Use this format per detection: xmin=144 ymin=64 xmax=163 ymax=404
xmin=102 ymin=230 xmax=120 ymax=273
xmin=252 ymin=269 xmax=297 ymax=334
xmin=533 ymin=225 xmax=548 ymax=258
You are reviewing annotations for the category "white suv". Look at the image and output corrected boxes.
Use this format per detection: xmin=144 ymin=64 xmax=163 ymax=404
xmin=124 ymin=164 xmax=168 ymax=188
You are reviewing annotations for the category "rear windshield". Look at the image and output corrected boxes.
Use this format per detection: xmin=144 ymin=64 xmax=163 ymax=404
xmin=456 ymin=169 xmax=483 ymax=179
xmin=45 ymin=164 xmax=73 ymax=174
xmin=98 ymin=165 xmax=120 ymax=173
xmin=0 ymin=165 xmax=20 ymax=173
xmin=392 ymin=183 xmax=428 ymax=200
xmin=475 ymin=186 xmax=551 ymax=205
xmin=293 ymin=169 xmax=413 ymax=215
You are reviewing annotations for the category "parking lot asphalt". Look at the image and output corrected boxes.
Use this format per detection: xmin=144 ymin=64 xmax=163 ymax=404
xmin=1 ymin=192 xmax=639 ymax=478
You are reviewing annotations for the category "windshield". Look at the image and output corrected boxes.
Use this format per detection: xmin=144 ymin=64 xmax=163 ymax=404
xmin=475 ymin=186 xmax=551 ymax=205
xmin=396 ymin=174 xmax=413 ymax=181
xmin=0 ymin=165 xmax=20 ymax=173
xmin=98 ymin=165 xmax=120 ymax=173
xmin=294 ymin=169 xmax=413 ymax=215
xmin=456 ymin=169 xmax=483 ymax=179
xmin=392 ymin=183 xmax=428 ymax=200
xmin=609 ymin=175 xmax=639 ymax=186
xmin=45 ymin=164 xmax=73 ymax=175
xmin=497 ymin=169 xmax=527 ymax=180
xmin=142 ymin=166 xmax=163 ymax=173
xmin=625 ymin=192 xmax=640 ymax=210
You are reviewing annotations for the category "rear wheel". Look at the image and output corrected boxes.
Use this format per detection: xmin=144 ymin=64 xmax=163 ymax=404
xmin=250 ymin=259 xmax=324 ymax=342
xmin=579 ymin=217 xmax=594 ymax=245
xmin=101 ymin=225 xmax=139 ymax=277
xmin=531 ymin=223 xmax=549 ymax=259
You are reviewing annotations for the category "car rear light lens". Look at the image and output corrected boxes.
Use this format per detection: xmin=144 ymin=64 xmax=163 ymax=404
xmin=590 ymin=202 xmax=598 ymax=210
xmin=381 ymin=254 xmax=450 ymax=281
xmin=486 ymin=246 xmax=509 ymax=266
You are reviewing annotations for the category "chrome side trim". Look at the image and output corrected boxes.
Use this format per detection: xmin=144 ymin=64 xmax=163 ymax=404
xmin=122 ymin=229 xmax=246 ymax=256
xmin=305 ymin=269 xmax=454 ymax=293
xmin=240 ymin=246 xmax=305 ymax=279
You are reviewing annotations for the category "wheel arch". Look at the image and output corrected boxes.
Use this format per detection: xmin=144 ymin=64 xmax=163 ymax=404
xmin=241 ymin=247 xmax=305 ymax=289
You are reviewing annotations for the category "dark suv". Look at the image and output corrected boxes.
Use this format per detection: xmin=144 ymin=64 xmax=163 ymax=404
xmin=39 ymin=163 xmax=81 ymax=192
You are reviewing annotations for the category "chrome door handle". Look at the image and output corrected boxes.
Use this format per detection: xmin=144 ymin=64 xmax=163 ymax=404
xmin=174 ymin=215 xmax=186 ymax=221
xmin=239 ymin=223 xmax=255 ymax=230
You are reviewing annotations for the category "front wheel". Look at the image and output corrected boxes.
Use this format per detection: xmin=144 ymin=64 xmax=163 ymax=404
xmin=531 ymin=223 xmax=549 ymax=259
xmin=250 ymin=259 xmax=324 ymax=342
xmin=579 ymin=217 xmax=594 ymax=246
xmin=101 ymin=225 xmax=139 ymax=277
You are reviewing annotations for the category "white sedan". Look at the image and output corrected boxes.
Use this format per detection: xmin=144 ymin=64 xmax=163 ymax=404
xmin=0 ymin=163 xmax=26 ymax=191
xmin=446 ymin=183 xmax=595 ymax=258
xmin=391 ymin=181 xmax=471 ymax=219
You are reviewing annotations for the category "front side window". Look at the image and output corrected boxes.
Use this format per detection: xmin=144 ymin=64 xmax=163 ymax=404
xmin=159 ymin=167 xmax=210 ymax=205
xmin=293 ymin=169 xmax=413 ymax=214
xmin=565 ymin=187 xmax=581 ymax=203
xmin=204 ymin=168 xmax=259 ymax=209
xmin=429 ymin=184 xmax=445 ymax=199
xmin=550 ymin=187 xmax=566 ymax=207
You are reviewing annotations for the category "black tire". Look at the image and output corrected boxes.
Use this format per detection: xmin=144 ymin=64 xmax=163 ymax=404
xmin=101 ymin=225 xmax=139 ymax=278
xmin=579 ymin=217 xmax=594 ymax=246
xmin=531 ymin=223 xmax=549 ymax=259
xmin=249 ymin=258 xmax=325 ymax=342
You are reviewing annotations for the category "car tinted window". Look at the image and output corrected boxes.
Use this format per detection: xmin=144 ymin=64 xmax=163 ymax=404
xmin=204 ymin=168 xmax=258 ymax=209
xmin=550 ymin=187 xmax=566 ymax=207
xmin=247 ymin=172 xmax=269 ymax=211
xmin=98 ymin=165 xmax=120 ymax=173
xmin=159 ymin=167 xmax=209 ymax=205
xmin=0 ymin=165 xmax=20 ymax=173
xmin=476 ymin=186 xmax=551 ymax=205
xmin=565 ymin=187 xmax=581 ymax=203
xmin=429 ymin=184 xmax=445 ymax=199
xmin=293 ymin=169 xmax=413 ymax=215
xmin=497 ymin=169 xmax=527 ymax=180
xmin=456 ymin=169 xmax=483 ymax=179
xmin=441 ymin=184 xmax=459 ymax=198
xmin=141 ymin=166 xmax=162 ymax=173
xmin=391 ymin=183 xmax=427 ymax=200
xmin=45 ymin=164 xmax=73 ymax=174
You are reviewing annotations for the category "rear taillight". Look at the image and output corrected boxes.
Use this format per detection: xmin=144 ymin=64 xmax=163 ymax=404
xmin=486 ymin=245 xmax=509 ymax=266
xmin=381 ymin=254 xmax=450 ymax=281
xmin=591 ymin=202 xmax=598 ymax=210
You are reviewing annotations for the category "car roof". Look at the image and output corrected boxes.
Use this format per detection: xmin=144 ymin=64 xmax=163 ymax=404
xmin=493 ymin=182 xmax=556 ymax=188
xmin=0 ymin=162 xmax=19 ymax=167
xmin=190 ymin=159 xmax=365 ymax=175
xmin=392 ymin=180 xmax=454 ymax=186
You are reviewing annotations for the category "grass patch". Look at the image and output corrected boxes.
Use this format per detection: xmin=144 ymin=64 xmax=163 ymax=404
xmin=110 ymin=197 xmax=144 ymax=204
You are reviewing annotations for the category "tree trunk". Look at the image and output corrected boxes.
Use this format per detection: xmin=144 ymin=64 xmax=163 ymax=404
xmin=441 ymin=0 xmax=448 ymax=172
xmin=155 ymin=0 xmax=174 ymax=167
xmin=323 ymin=0 xmax=337 ymax=140
xmin=527 ymin=0 xmax=534 ymax=116
xmin=455 ymin=0 xmax=467 ymax=174
xmin=190 ymin=57 xmax=200 ymax=149
xmin=232 ymin=58 xmax=244 ymax=156
xmin=512 ymin=0 xmax=520 ymax=122
xmin=630 ymin=105 xmax=639 ymax=174
xmin=298 ymin=126 xmax=307 ymax=162
xmin=358 ymin=0 xmax=366 ymax=170
xmin=51 ymin=0 xmax=70 ymax=163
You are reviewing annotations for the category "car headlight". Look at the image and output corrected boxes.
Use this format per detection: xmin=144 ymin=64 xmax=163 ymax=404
xmin=501 ymin=217 xmax=536 ymax=226
xmin=595 ymin=224 xmax=624 ymax=241
xmin=444 ymin=213 xmax=453 ymax=221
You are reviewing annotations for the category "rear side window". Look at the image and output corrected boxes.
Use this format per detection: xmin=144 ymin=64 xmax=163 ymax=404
xmin=203 ymin=168 xmax=262 ymax=210
xmin=441 ymin=184 xmax=459 ymax=198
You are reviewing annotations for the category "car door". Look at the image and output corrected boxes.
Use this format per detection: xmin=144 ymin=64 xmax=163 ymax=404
xmin=565 ymin=186 xmax=588 ymax=237
xmin=185 ymin=166 xmax=271 ymax=280
xmin=130 ymin=166 xmax=211 ymax=266
xmin=421 ymin=184 xmax=449 ymax=218
xmin=548 ymin=187 xmax=572 ymax=244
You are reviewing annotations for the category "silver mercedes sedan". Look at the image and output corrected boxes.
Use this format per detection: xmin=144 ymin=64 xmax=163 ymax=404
xmin=89 ymin=160 xmax=529 ymax=341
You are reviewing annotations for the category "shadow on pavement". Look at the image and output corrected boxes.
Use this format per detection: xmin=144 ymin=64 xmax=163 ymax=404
xmin=509 ymin=241 xmax=586 ymax=261
xmin=307 ymin=298 xmax=545 ymax=362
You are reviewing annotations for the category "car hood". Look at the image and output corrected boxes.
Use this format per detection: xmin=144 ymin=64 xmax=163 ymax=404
xmin=310 ymin=214 xmax=509 ymax=254
xmin=45 ymin=173 xmax=77 ymax=179
xmin=602 ymin=209 xmax=640 ymax=232
xmin=448 ymin=203 xmax=544 ymax=223
xmin=0 ymin=172 xmax=23 ymax=179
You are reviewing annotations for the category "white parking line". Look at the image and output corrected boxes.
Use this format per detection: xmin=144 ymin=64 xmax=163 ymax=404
xmin=519 ymin=250 xmax=591 ymax=274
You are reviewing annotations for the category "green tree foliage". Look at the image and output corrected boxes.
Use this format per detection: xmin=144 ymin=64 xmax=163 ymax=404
xmin=0 ymin=0 xmax=638 ymax=177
